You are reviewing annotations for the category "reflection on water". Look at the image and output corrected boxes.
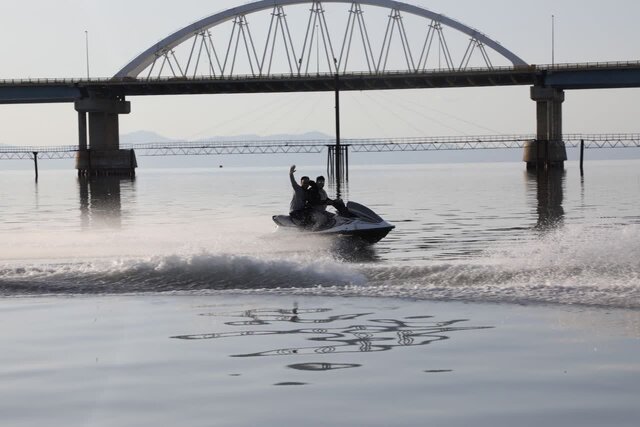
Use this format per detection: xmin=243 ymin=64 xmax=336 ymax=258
xmin=172 ymin=306 xmax=492 ymax=368
xmin=329 ymin=238 xmax=381 ymax=263
xmin=288 ymin=362 xmax=362 ymax=371
xmin=78 ymin=177 xmax=135 ymax=229
xmin=273 ymin=382 xmax=307 ymax=386
xmin=526 ymin=169 xmax=565 ymax=232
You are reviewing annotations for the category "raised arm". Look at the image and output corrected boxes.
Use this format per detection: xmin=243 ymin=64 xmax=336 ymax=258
xmin=289 ymin=165 xmax=300 ymax=189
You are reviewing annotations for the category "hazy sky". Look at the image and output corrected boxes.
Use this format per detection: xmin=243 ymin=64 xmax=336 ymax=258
xmin=2 ymin=0 xmax=640 ymax=146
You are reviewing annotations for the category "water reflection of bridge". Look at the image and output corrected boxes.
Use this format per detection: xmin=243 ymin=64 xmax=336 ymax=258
xmin=79 ymin=176 xmax=135 ymax=229
xmin=526 ymin=169 xmax=565 ymax=233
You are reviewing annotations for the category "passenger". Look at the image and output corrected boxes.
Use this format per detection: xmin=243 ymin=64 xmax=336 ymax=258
xmin=314 ymin=176 xmax=331 ymax=211
xmin=315 ymin=175 xmax=351 ymax=217
xmin=306 ymin=180 xmax=320 ymax=207
xmin=288 ymin=165 xmax=310 ymax=225
xmin=305 ymin=180 xmax=328 ymax=229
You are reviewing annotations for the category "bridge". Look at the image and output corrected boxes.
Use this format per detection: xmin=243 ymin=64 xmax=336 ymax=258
xmin=4 ymin=62 xmax=640 ymax=102
xmin=2 ymin=0 xmax=640 ymax=176
xmin=3 ymin=133 xmax=639 ymax=158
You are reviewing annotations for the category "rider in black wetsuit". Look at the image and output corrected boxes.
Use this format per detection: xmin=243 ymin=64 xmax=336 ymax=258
xmin=313 ymin=175 xmax=351 ymax=217
xmin=288 ymin=165 xmax=310 ymax=225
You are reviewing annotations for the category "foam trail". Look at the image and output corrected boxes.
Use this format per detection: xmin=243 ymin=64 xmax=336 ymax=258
xmin=346 ymin=224 xmax=640 ymax=308
xmin=0 ymin=252 xmax=366 ymax=295
xmin=2 ymin=223 xmax=638 ymax=309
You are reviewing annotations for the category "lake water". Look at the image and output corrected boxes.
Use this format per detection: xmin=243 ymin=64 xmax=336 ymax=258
xmin=1 ymin=160 xmax=639 ymax=308
xmin=1 ymin=159 xmax=639 ymax=426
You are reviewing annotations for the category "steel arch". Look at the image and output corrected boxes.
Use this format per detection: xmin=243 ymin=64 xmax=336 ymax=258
xmin=115 ymin=0 xmax=527 ymax=78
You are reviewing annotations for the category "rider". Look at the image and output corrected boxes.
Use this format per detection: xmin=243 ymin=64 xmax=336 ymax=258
xmin=314 ymin=175 xmax=351 ymax=217
xmin=304 ymin=179 xmax=328 ymax=228
xmin=288 ymin=165 xmax=310 ymax=224
xmin=314 ymin=176 xmax=331 ymax=211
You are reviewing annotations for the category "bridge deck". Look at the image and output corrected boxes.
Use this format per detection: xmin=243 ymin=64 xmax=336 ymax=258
xmin=2 ymin=61 xmax=640 ymax=103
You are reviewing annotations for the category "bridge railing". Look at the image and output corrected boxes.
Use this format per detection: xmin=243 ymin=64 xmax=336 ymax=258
xmin=540 ymin=60 xmax=640 ymax=71
xmin=3 ymin=60 xmax=640 ymax=86
xmin=2 ymin=133 xmax=640 ymax=160
xmin=0 ymin=145 xmax=78 ymax=152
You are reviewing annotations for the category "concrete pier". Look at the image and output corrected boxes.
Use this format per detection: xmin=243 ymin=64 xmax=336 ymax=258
xmin=74 ymin=97 xmax=136 ymax=176
xmin=523 ymin=86 xmax=567 ymax=169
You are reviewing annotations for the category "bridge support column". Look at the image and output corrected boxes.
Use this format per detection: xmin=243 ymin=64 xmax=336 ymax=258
xmin=523 ymin=86 xmax=567 ymax=169
xmin=78 ymin=111 xmax=88 ymax=151
xmin=74 ymin=97 xmax=137 ymax=176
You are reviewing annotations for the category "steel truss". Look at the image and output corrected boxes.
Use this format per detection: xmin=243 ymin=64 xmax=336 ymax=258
xmin=0 ymin=146 xmax=77 ymax=160
xmin=132 ymin=1 xmax=520 ymax=80
xmin=1 ymin=134 xmax=639 ymax=161
xmin=125 ymin=141 xmax=324 ymax=156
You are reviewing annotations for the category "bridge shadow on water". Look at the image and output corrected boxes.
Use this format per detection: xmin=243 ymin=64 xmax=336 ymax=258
xmin=78 ymin=176 xmax=135 ymax=229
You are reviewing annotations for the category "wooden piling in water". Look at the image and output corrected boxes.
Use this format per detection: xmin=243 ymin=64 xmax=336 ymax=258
xmin=580 ymin=139 xmax=585 ymax=175
xmin=32 ymin=152 xmax=38 ymax=182
xmin=334 ymin=73 xmax=342 ymax=199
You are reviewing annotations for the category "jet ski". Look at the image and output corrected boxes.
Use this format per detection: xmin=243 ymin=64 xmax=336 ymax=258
xmin=272 ymin=201 xmax=394 ymax=244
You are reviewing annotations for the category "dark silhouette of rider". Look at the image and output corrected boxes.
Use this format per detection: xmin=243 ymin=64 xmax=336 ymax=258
xmin=288 ymin=165 xmax=310 ymax=225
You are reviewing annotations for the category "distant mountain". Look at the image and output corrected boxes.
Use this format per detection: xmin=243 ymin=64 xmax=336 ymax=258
xmin=120 ymin=130 xmax=175 ymax=144
xmin=120 ymin=130 xmax=334 ymax=145
xmin=195 ymin=131 xmax=333 ymax=142
xmin=118 ymin=130 xmax=336 ymax=169
xmin=202 ymin=131 xmax=332 ymax=141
